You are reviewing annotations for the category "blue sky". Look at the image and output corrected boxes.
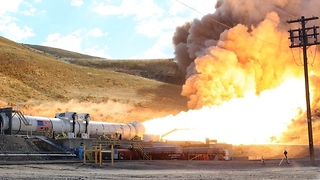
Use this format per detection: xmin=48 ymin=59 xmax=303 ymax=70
xmin=0 ymin=0 xmax=217 ymax=59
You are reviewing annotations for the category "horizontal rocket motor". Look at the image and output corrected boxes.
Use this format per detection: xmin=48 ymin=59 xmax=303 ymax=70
xmin=0 ymin=111 xmax=145 ymax=140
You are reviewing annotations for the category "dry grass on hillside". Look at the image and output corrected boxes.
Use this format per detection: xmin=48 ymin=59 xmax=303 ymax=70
xmin=0 ymin=37 xmax=188 ymax=123
xmin=25 ymin=44 xmax=185 ymax=86
xmin=25 ymin=44 xmax=100 ymax=59
xmin=63 ymin=58 xmax=185 ymax=85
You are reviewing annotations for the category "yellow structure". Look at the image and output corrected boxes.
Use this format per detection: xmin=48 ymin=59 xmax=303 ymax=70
xmin=83 ymin=144 xmax=114 ymax=167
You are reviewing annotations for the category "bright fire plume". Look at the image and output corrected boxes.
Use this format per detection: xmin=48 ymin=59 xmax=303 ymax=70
xmin=143 ymin=78 xmax=307 ymax=144
xmin=143 ymin=0 xmax=320 ymax=144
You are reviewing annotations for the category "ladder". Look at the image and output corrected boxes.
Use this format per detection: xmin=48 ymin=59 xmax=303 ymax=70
xmin=134 ymin=145 xmax=151 ymax=160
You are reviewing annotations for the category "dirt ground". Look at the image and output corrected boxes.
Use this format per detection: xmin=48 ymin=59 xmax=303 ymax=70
xmin=0 ymin=159 xmax=320 ymax=180
xmin=1 ymin=135 xmax=320 ymax=179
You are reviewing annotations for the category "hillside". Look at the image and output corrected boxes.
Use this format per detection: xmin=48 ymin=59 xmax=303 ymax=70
xmin=0 ymin=36 xmax=188 ymax=123
xmin=25 ymin=44 xmax=185 ymax=85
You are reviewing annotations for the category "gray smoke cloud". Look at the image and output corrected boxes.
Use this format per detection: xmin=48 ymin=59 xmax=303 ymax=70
xmin=173 ymin=0 xmax=320 ymax=109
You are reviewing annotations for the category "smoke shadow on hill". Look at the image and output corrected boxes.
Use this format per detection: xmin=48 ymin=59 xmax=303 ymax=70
xmin=136 ymin=83 xmax=188 ymax=113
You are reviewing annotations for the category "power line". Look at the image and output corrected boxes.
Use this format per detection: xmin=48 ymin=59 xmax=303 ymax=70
xmin=175 ymin=0 xmax=233 ymax=29
xmin=175 ymin=0 xmax=319 ymax=67
xmin=174 ymin=0 xmax=295 ymax=56
xmin=260 ymin=0 xmax=297 ymax=19
xmin=239 ymin=0 xmax=295 ymax=29
xmin=290 ymin=48 xmax=304 ymax=66
xmin=176 ymin=0 xmax=320 ymax=70
xmin=309 ymin=45 xmax=317 ymax=66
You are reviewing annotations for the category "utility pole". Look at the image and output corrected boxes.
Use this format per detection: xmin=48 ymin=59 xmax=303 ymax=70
xmin=287 ymin=16 xmax=320 ymax=166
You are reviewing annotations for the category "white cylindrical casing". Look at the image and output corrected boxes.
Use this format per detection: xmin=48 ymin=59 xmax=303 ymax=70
xmin=89 ymin=122 xmax=126 ymax=139
xmin=11 ymin=115 xmax=72 ymax=135
xmin=0 ymin=113 xmax=145 ymax=140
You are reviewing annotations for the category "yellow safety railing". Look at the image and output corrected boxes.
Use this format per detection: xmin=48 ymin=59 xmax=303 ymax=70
xmin=83 ymin=144 xmax=114 ymax=167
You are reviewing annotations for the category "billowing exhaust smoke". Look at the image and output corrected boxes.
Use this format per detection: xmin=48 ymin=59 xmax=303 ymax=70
xmin=173 ymin=0 xmax=320 ymax=109
xmin=143 ymin=0 xmax=320 ymax=145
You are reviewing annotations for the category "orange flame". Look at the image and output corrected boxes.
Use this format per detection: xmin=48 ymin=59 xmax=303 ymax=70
xmin=162 ymin=6 xmax=320 ymax=145
xmin=143 ymin=78 xmax=307 ymax=144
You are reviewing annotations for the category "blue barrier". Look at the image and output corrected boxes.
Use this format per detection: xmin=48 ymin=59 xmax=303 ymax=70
xmin=77 ymin=147 xmax=84 ymax=160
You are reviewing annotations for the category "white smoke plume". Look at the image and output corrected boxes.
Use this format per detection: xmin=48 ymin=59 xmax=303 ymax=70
xmin=173 ymin=0 xmax=320 ymax=109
